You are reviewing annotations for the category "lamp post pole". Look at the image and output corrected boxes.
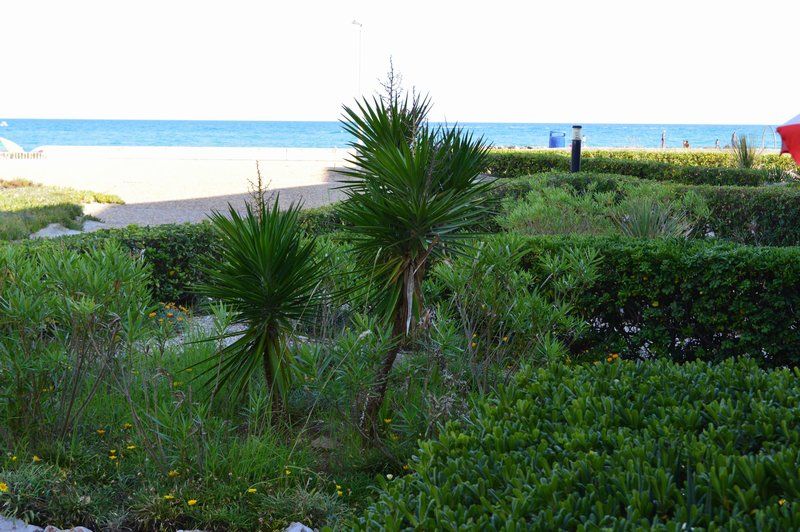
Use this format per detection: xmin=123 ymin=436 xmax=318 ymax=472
xmin=352 ymin=20 xmax=363 ymax=94
xmin=571 ymin=125 xmax=582 ymax=173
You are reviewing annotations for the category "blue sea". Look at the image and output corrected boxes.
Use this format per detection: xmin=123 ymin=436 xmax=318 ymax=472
xmin=0 ymin=119 xmax=783 ymax=151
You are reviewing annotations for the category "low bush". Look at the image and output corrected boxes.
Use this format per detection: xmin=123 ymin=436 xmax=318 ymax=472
xmin=484 ymin=151 xmax=784 ymax=186
xmin=519 ymin=234 xmax=800 ymax=365
xmin=498 ymin=172 xmax=800 ymax=246
xmin=357 ymin=358 xmax=800 ymax=530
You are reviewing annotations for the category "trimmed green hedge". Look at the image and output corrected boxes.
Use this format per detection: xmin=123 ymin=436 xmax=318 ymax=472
xmin=11 ymin=205 xmax=343 ymax=303
xmin=357 ymin=359 xmax=800 ymax=530
xmin=579 ymin=148 xmax=798 ymax=172
xmin=490 ymin=148 xmax=798 ymax=172
xmin=520 ymin=235 xmax=800 ymax=366
xmin=484 ymin=151 xmax=785 ymax=186
xmin=498 ymin=172 xmax=800 ymax=246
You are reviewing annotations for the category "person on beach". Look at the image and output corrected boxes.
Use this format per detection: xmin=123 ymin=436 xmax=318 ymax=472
xmin=682 ymin=140 xmax=690 ymax=149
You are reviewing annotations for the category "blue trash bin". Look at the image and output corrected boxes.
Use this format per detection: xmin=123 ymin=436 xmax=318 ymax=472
xmin=549 ymin=131 xmax=566 ymax=148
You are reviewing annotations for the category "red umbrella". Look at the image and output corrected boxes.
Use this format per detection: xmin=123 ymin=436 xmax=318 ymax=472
xmin=777 ymin=114 xmax=800 ymax=165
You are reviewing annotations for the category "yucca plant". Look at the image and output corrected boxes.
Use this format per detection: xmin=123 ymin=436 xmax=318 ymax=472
xmin=337 ymin=94 xmax=495 ymax=436
xmin=731 ymin=135 xmax=759 ymax=168
xmin=196 ymin=198 xmax=326 ymax=413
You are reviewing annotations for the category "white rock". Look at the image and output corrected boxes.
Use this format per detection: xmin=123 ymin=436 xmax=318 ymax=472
xmin=0 ymin=516 xmax=43 ymax=531
xmin=285 ymin=523 xmax=314 ymax=532
xmin=29 ymin=223 xmax=82 ymax=239
xmin=42 ymin=527 xmax=92 ymax=532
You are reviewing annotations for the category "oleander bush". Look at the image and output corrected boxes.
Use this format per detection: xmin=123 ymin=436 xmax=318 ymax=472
xmin=498 ymin=172 xmax=800 ymax=246
xmin=484 ymin=151 xmax=786 ymax=185
xmin=357 ymin=358 xmax=800 ymax=530
xmin=518 ymin=235 xmax=800 ymax=365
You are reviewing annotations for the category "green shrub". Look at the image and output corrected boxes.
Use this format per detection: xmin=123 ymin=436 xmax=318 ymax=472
xmin=498 ymin=173 xmax=800 ymax=246
xmin=484 ymin=151 xmax=784 ymax=186
xmin=519 ymin=235 xmax=800 ymax=365
xmin=357 ymin=359 xmax=800 ymax=530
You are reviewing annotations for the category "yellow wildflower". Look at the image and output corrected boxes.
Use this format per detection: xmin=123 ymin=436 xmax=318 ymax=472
xmin=606 ymin=357 xmax=613 ymax=362
xmin=470 ymin=342 xmax=477 ymax=348
xmin=11 ymin=456 xmax=17 ymax=462
xmin=384 ymin=418 xmax=392 ymax=424
xmin=109 ymin=455 xmax=117 ymax=461
xmin=32 ymin=455 xmax=41 ymax=463
xmin=337 ymin=490 xmax=343 ymax=496
xmin=335 ymin=484 xmax=341 ymax=489
xmin=163 ymin=494 xmax=175 ymax=500
xmin=651 ymin=301 xmax=659 ymax=307
xmin=187 ymin=499 xmax=197 ymax=506
xmin=0 ymin=482 xmax=8 ymax=492
xmin=402 ymin=464 xmax=410 ymax=471
xmin=284 ymin=468 xmax=291 ymax=476
xmin=502 ymin=336 xmax=509 ymax=342
xmin=779 ymin=499 xmax=786 ymax=506
xmin=96 ymin=429 xmax=106 ymax=436
xmin=109 ymin=449 xmax=117 ymax=454
xmin=247 ymin=488 xmax=257 ymax=493
xmin=167 ymin=312 xmax=174 ymax=318
xmin=122 ymin=422 xmax=133 ymax=430
xmin=126 ymin=445 xmax=136 ymax=450
xmin=168 ymin=470 xmax=180 ymax=478
xmin=148 ymin=311 xmax=157 ymax=318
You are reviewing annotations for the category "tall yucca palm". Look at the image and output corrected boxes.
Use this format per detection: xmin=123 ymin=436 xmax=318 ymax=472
xmin=337 ymin=95 xmax=494 ymax=435
xmin=197 ymin=198 xmax=326 ymax=412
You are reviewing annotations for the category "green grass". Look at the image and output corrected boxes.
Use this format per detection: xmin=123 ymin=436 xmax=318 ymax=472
xmin=0 ymin=179 xmax=123 ymax=240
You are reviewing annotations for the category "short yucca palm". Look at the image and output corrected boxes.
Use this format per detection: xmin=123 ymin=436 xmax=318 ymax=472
xmin=337 ymin=95 xmax=494 ymax=434
xmin=731 ymin=135 xmax=759 ymax=169
xmin=197 ymin=198 xmax=325 ymax=411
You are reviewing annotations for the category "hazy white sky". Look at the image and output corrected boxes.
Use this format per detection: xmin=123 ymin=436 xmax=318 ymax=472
xmin=2 ymin=0 xmax=797 ymax=124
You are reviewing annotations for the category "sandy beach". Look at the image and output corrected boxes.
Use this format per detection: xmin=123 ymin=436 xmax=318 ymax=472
xmin=0 ymin=146 xmax=349 ymax=228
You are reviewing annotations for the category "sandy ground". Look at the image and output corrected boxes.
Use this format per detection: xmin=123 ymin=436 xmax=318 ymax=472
xmin=0 ymin=147 xmax=349 ymax=228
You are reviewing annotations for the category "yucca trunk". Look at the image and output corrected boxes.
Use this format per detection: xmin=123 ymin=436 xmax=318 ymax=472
xmin=262 ymin=335 xmax=284 ymax=416
xmin=362 ymin=263 xmax=425 ymax=438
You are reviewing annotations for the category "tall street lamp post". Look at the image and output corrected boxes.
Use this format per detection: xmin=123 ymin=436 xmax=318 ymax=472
xmin=351 ymin=20 xmax=363 ymax=95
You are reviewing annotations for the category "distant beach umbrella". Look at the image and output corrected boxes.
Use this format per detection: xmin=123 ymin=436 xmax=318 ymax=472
xmin=0 ymin=137 xmax=25 ymax=153
xmin=777 ymin=114 xmax=800 ymax=164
